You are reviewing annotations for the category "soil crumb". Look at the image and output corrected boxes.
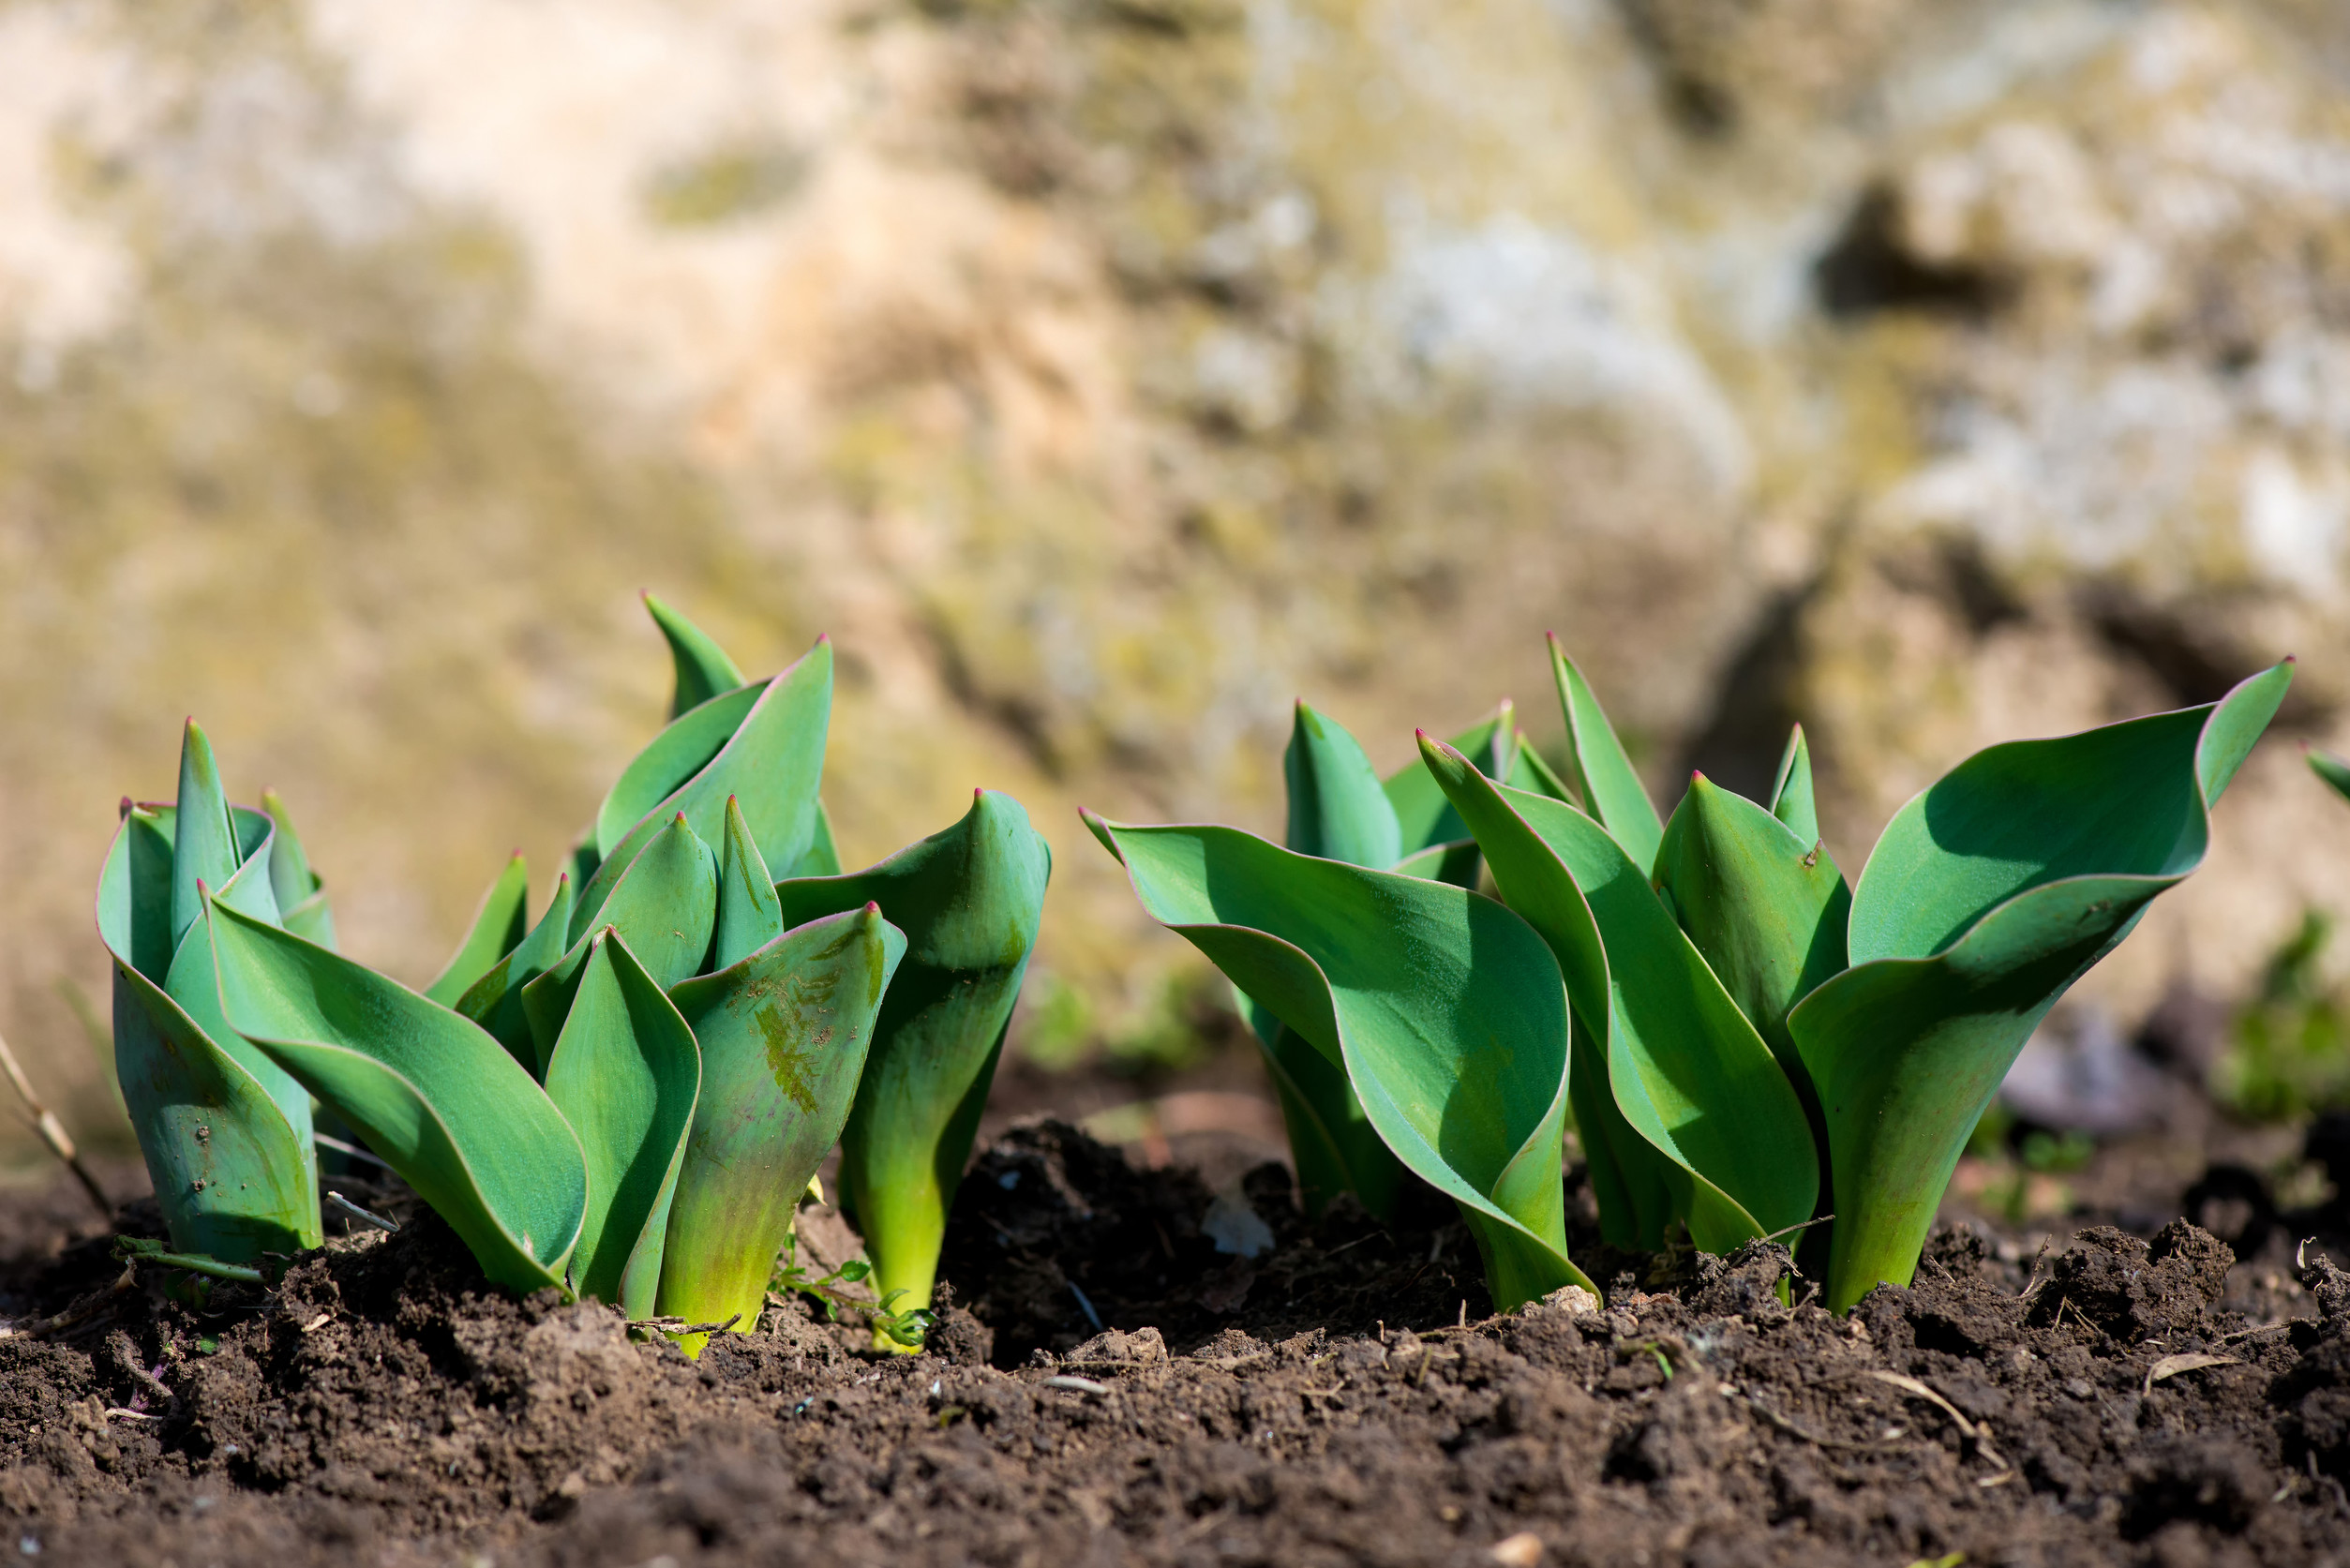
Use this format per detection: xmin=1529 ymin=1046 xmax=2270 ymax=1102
xmin=7 ymin=1122 xmax=2350 ymax=1566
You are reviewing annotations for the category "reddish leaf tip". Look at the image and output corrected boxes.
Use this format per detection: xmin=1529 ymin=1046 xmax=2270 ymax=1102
xmin=863 ymin=901 xmax=882 ymax=916
xmin=118 ymin=795 xmax=133 ymax=819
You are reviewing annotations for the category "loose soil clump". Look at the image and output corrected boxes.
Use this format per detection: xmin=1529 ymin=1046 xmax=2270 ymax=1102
xmin=6 ymin=1121 xmax=2350 ymax=1566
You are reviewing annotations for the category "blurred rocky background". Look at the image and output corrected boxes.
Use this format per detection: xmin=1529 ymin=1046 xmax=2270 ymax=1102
xmin=8 ymin=0 xmax=2350 ymax=1174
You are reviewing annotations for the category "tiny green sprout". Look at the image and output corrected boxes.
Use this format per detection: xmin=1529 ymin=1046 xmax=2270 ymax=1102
xmin=1094 ymin=635 xmax=2292 ymax=1314
xmin=766 ymin=1230 xmax=936 ymax=1351
xmin=112 ymin=1234 xmax=268 ymax=1286
xmin=102 ymin=596 xmax=1040 ymax=1358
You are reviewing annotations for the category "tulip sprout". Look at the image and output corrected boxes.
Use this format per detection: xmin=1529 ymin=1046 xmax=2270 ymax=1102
xmin=97 ymin=597 xmax=1047 ymax=1354
xmin=1095 ymin=639 xmax=2291 ymax=1312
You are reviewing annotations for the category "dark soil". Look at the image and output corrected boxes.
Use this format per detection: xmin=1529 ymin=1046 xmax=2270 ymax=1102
xmin=7 ymin=1122 xmax=2350 ymax=1567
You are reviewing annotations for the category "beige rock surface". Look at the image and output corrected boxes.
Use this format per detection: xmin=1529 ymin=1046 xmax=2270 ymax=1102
xmin=3 ymin=0 xmax=2348 ymax=1161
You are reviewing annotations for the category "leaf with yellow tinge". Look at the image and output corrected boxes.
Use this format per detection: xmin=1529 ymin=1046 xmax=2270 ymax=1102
xmin=778 ymin=791 xmax=1049 ymax=1320
xmin=658 ymin=904 xmax=905 ymax=1356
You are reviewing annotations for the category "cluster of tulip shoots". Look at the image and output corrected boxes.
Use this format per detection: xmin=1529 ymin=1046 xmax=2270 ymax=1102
xmin=1091 ymin=637 xmax=2296 ymax=1314
xmin=98 ymin=596 xmax=1047 ymax=1354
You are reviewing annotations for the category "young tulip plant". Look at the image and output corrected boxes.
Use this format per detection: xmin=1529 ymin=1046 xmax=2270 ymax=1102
xmin=1093 ymin=636 xmax=2293 ymax=1313
xmin=97 ymin=595 xmax=1048 ymax=1354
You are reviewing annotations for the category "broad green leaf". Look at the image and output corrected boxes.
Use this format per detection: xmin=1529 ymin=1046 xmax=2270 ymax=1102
xmin=1549 ymin=636 xmax=1665 ymax=874
xmin=711 ymin=796 xmax=786 ymax=970
xmin=543 ymin=933 xmax=700 ymax=1316
xmin=576 ymin=637 xmax=831 ymax=938
xmin=1798 ymin=662 xmax=2293 ymax=1309
xmin=645 ymin=591 xmax=748 ymax=719
xmin=171 ymin=721 xmax=240 ymax=952
xmin=592 ymin=681 xmax=763 ymax=859
xmin=209 ymin=899 xmax=587 ymax=1295
xmin=780 ymin=790 xmax=1050 ymax=1315
xmin=1415 ymin=738 xmax=1674 ymax=1250
xmin=1767 ymin=724 xmax=1819 ymax=844
xmin=1285 ymin=701 xmax=1402 ymax=868
xmin=1382 ymin=704 xmax=1513 ymax=866
xmin=261 ymin=789 xmax=337 ymax=949
xmin=528 ymin=814 xmax=717 ymax=1070
xmin=425 ymin=854 xmax=531 ymax=1007
xmin=457 ymin=873 xmax=575 ymax=1073
xmin=1653 ymin=775 xmax=1849 ymax=1107
xmin=1089 ymin=814 xmax=1594 ymax=1309
xmin=660 ymin=903 xmax=906 ymax=1355
xmin=97 ymin=811 xmax=319 ymax=1261
xmin=1427 ymin=745 xmax=1818 ymax=1254
xmin=1849 ymin=666 xmax=2289 ymax=965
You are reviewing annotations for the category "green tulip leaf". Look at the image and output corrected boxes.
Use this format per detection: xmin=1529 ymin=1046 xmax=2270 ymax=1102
xmin=1424 ymin=740 xmax=1819 ymax=1255
xmin=1414 ymin=737 xmax=1674 ymax=1250
xmin=660 ymin=903 xmax=906 ymax=1355
xmin=1795 ymin=661 xmax=2294 ymax=1309
xmin=1255 ymin=1020 xmax=1407 ymax=1219
xmin=1653 ymin=774 xmax=1849 ymax=1112
xmin=426 ymin=853 xmax=531 ymax=1007
xmin=644 ymin=590 xmax=748 ymax=718
xmin=1767 ymin=724 xmax=1819 ymax=845
xmin=171 ymin=721 xmax=241 ymax=952
xmin=208 ymin=898 xmax=587 ymax=1295
xmin=542 ymin=932 xmax=700 ymax=1316
xmin=778 ymin=790 xmax=1049 ymax=1315
xmin=1382 ymin=704 xmax=1514 ymax=874
xmin=97 ymin=809 xmax=320 ymax=1261
xmin=457 ymin=873 xmax=575 ymax=1072
xmin=1242 ymin=701 xmax=1413 ymax=1217
xmin=1508 ymin=738 xmax=1577 ymax=804
xmin=712 ymin=795 xmax=786 ymax=971
xmin=576 ymin=637 xmax=831 ymax=938
xmin=261 ymin=788 xmax=337 ymax=949
xmin=1389 ymin=839 xmax=1481 ymax=886
xmin=160 ymin=812 xmax=315 ymax=1143
xmin=1549 ymin=636 xmax=1664 ymax=874
xmin=1286 ymin=701 xmax=1403 ymax=868
xmin=783 ymin=799 xmax=844 ymax=879
xmin=528 ymin=814 xmax=717 ymax=1071
xmin=592 ymin=681 xmax=763 ymax=859
xmin=1088 ymin=814 xmax=1594 ymax=1309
